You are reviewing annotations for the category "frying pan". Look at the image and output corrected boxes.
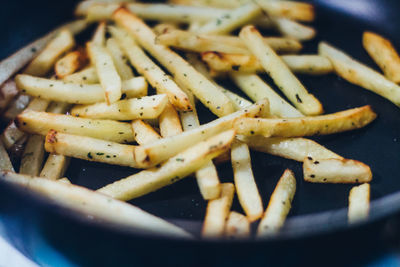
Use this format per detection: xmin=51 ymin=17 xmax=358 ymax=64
xmin=1 ymin=0 xmax=400 ymax=266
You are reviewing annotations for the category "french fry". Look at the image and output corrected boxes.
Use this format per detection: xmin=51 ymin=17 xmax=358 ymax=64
xmin=231 ymin=73 xmax=303 ymax=118
xmin=40 ymin=153 xmax=71 ymax=180
xmin=0 ymin=80 xmax=19 ymax=114
xmin=273 ymin=18 xmax=316 ymax=41
xmin=224 ymin=211 xmax=250 ymax=239
xmin=303 ymin=158 xmax=372 ymax=184
xmin=113 ymin=9 xmax=235 ymax=117
xmin=348 ymin=183 xmax=370 ymax=223
xmin=98 ymin=130 xmax=235 ymax=200
xmin=202 ymin=183 xmax=235 ymax=239
xmin=106 ymin=38 xmax=134 ymax=80
xmin=15 ymin=75 xmax=147 ymax=104
xmin=257 ymin=169 xmax=296 ymax=238
xmin=319 ymin=42 xmax=400 ymax=107
xmin=255 ymin=1 xmax=314 ymax=22
xmin=25 ymin=98 xmax=50 ymax=112
xmin=87 ymin=42 xmax=122 ymax=104
xmin=240 ymin=25 xmax=322 ymax=115
xmin=1 ymin=172 xmax=192 ymax=239
xmin=131 ymin=120 xmax=161 ymax=145
xmin=55 ymin=50 xmax=88 ymax=78
xmin=235 ymin=105 xmax=377 ymax=137
xmin=2 ymin=94 xmax=30 ymax=122
xmin=156 ymin=29 xmax=302 ymax=55
xmin=0 ymin=20 xmax=87 ymax=86
xmin=159 ymin=103 xmax=183 ymax=137
xmin=1 ymin=121 xmax=27 ymax=149
xmin=17 ymin=111 xmax=135 ymax=143
xmin=63 ymin=67 xmax=99 ymax=84
xmin=87 ymin=3 xmax=227 ymax=23
xmin=196 ymin=3 xmax=262 ymax=35
xmin=46 ymin=101 xmax=71 ymax=114
xmin=58 ymin=177 xmax=71 ymax=184
xmin=153 ymin=23 xmax=178 ymax=35
xmin=133 ymin=99 xmax=269 ymax=168
xmin=75 ymin=0 xmax=134 ymax=16
xmin=24 ymin=29 xmax=76 ymax=77
xmin=45 ymin=130 xmax=137 ymax=168
xmin=0 ymin=140 xmax=14 ymax=171
xmin=71 ymin=94 xmax=168 ymax=120
xmin=109 ymin=26 xmax=192 ymax=111
xmin=239 ymin=136 xmax=343 ymax=162
xmin=19 ymin=135 xmax=45 ymax=176
xmin=91 ymin=21 xmax=106 ymax=46
xmin=231 ymin=141 xmax=263 ymax=222
xmin=179 ymin=90 xmax=221 ymax=200
xmin=363 ymin=32 xmax=400 ymax=84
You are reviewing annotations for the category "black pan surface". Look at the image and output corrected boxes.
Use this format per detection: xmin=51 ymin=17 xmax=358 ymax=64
xmin=1 ymin=0 xmax=400 ymax=266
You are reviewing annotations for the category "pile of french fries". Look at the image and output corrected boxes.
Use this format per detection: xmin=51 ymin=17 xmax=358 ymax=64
xmin=2 ymin=0 xmax=400 ymax=240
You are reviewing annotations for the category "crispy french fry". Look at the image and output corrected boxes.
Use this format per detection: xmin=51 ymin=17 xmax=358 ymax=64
xmin=159 ymin=103 xmax=183 ymax=137
xmin=273 ymin=17 xmax=316 ymax=41
xmin=109 ymin=26 xmax=192 ymax=111
xmin=63 ymin=67 xmax=99 ymax=84
xmin=363 ymin=32 xmax=400 ymax=84
xmin=71 ymin=94 xmax=168 ymax=120
xmin=19 ymin=135 xmax=45 ymax=176
xmin=24 ymin=29 xmax=75 ymax=77
xmin=319 ymin=42 xmax=400 ymax=107
xmin=98 ymin=130 xmax=235 ymax=200
xmin=224 ymin=211 xmax=250 ymax=239
xmin=55 ymin=50 xmax=88 ymax=78
xmin=131 ymin=120 xmax=161 ymax=145
xmin=235 ymin=105 xmax=376 ymax=137
xmin=1 ymin=171 xmax=192 ymax=239
xmin=257 ymin=169 xmax=296 ymax=238
xmin=240 ymin=25 xmax=322 ymax=115
xmin=15 ymin=75 xmax=147 ymax=104
xmin=0 ymin=140 xmax=14 ymax=171
xmin=348 ymin=183 xmax=370 ymax=223
xmin=255 ymin=1 xmax=314 ymax=22
xmin=156 ymin=29 xmax=302 ymax=55
xmin=231 ymin=73 xmax=303 ymax=118
xmin=17 ymin=111 xmax=135 ymax=143
xmin=202 ymin=183 xmax=235 ymax=239
xmin=106 ymin=38 xmax=134 ymax=80
xmin=40 ymin=153 xmax=71 ymax=180
xmin=87 ymin=42 xmax=122 ymax=104
xmin=196 ymin=3 xmax=262 ymax=35
xmin=45 ymin=130 xmax=137 ymax=168
xmin=113 ymin=9 xmax=234 ymax=117
xmin=0 ymin=80 xmax=19 ymax=114
xmin=239 ymin=136 xmax=343 ymax=162
xmin=0 ymin=20 xmax=87 ymax=86
xmin=303 ymin=158 xmax=372 ymax=184
xmin=133 ymin=99 xmax=269 ymax=168
xmin=91 ymin=21 xmax=106 ymax=46
xmin=58 ymin=177 xmax=71 ymax=184
xmin=231 ymin=141 xmax=263 ymax=222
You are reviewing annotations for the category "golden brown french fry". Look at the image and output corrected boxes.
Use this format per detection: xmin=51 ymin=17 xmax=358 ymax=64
xmin=0 ymin=140 xmax=14 ymax=171
xmin=159 ymin=103 xmax=183 ymax=137
xmin=235 ymin=105 xmax=376 ymax=137
xmin=19 ymin=135 xmax=45 ymax=176
xmin=109 ymin=26 xmax=192 ymax=111
xmin=63 ymin=67 xmax=99 ymax=84
xmin=255 ymin=0 xmax=314 ymax=22
xmin=106 ymin=38 xmax=134 ymax=80
xmin=196 ymin=3 xmax=262 ymax=35
xmin=156 ymin=29 xmax=302 ymax=55
xmin=40 ymin=154 xmax=70 ymax=180
xmin=98 ymin=130 xmax=235 ymax=200
xmin=257 ymin=169 xmax=296 ymax=238
xmin=71 ymin=94 xmax=168 ymax=120
xmin=45 ymin=130 xmax=137 ymax=168
xmin=87 ymin=42 xmax=122 ymax=104
xmin=231 ymin=141 xmax=263 ymax=222
xmin=231 ymin=73 xmax=303 ymax=118
xmin=131 ymin=120 xmax=161 ymax=145
xmin=17 ymin=111 xmax=134 ymax=143
xmin=55 ymin=50 xmax=88 ymax=78
xmin=320 ymin=42 xmax=400 ymax=107
xmin=202 ymin=183 xmax=235 ymax=239
xmin=240 ymin=25 xmax=322 ymax=115
xmin=0 ymin=80 xmax=19 ymax=114
xmin=113 ymin=9 xmax=234 ymax=117
xmin=363 ymin=32 xmax=400 ymax=83
xmin=239 ymin=136 xmax=343 ymax=162
xmin=1 ymin=171 xmax=192 ymax=239
xmin=303 ymin=158 xmax=372 ymax=184
xmin=15 ymin=75 xmax=147 ymax=104
xmin=224 ymin=211 xmax=250 ymax=240
xmin=24 ymin=29 xmax=75 ymax=77
xmin=348 ymin=183 xmax=370 ymax=223
xmin=133 ymin=99 xmax=269 ymax=168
